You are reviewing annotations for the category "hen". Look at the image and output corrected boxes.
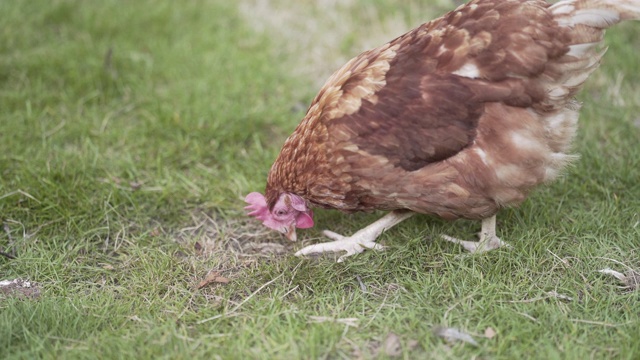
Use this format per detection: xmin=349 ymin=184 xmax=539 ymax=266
xmin=245 ymin=0 xmax=640 ymax=262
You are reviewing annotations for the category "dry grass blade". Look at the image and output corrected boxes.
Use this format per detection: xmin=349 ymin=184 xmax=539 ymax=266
xmin=308 ymin=316 xmax=359 ymax=327
xmin=197 ymin=271 xmax=230 ymax=289
xmin=547 ymin=291 xmax=573 ymax=301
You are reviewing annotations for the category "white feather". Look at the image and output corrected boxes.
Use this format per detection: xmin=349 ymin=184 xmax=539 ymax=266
xmin=567 ymin=42 xmax=599 ymax=57
xmin=452 ymin=63 xmax=480 ymax=79
xmin=571 ymin=9 xmax=620 ymax=27
xmin=550 ymin=3 xmax=576 ymax=15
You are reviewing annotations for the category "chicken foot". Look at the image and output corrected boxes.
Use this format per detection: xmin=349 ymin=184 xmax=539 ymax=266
xmin=294 ymin=210 xmax=414 ymax=262
xmin=441 ymin=215 xmax=510 ymax=253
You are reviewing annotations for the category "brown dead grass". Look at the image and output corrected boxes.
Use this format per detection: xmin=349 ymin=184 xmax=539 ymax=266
xmin=174 ymin=211 xmax=289 ymax=259
xmin=171 ymin=210 xmax=295 ymax=293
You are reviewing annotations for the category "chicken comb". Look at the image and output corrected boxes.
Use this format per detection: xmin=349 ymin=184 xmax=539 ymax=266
xmin=244 ymin=192 xmax=269 ymax=221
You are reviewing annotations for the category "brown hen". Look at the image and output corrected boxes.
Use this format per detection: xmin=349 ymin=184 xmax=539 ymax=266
xmin=245 ymin=0 xmax=640 ymax=262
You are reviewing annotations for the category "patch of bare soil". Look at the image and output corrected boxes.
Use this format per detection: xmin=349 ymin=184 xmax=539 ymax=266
xmin=174 ymin=211 xmax=294 ymax=290
xmin=0 ymin=279 xmax=41 ymax=300
xmin=175 ymin=211 xmax=290 ymax=259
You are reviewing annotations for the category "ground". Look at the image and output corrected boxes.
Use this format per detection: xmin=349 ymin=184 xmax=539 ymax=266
xmin=1 ymin=1 xmax=639 ymax=359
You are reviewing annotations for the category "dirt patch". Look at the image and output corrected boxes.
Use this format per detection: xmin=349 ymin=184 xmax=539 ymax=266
xmin=0 ymin=279 xmax=41 ymax=300
xmin=173 ymin=211 xmax=296 ymax=294
xmin=174 ymin=211 xmax=291 ymax=259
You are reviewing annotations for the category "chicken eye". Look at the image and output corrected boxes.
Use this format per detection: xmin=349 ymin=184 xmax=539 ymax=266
xmin=275 ymin=209 xmax=287 ymax=216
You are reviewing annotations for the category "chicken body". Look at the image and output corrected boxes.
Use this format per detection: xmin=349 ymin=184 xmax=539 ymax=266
xmin=250 ymin=0 xmax=640 ymax=261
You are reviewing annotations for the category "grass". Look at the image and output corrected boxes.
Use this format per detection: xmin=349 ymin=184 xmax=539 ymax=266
xmin=1 ymin=0 xmax=639 ymax=359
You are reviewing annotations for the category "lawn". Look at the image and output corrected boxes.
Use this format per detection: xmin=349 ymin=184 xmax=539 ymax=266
xmin=1 ymin=0 xmax=639 ymax=359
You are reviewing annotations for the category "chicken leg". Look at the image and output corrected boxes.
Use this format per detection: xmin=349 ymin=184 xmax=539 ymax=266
xmin=441 ymin=215 xmax=510 ymax=253
xmin=294 ymin=210 xmax=414 ymax=262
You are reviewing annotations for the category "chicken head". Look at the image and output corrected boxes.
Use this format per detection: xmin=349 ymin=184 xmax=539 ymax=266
xmin=244 ymin=192 xmax=314 ymax=241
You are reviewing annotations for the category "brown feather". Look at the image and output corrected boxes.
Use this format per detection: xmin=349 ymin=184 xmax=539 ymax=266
xmin=264 ymin=0 xmax=638 ymax=220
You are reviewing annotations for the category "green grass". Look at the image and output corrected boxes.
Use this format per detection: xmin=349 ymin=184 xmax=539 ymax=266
xmin=1 ymin=0 xmax=639 ymax=359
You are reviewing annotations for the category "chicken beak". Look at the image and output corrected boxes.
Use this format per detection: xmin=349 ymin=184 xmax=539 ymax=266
xmin=283 ymin=224 xmax=297 ymax=242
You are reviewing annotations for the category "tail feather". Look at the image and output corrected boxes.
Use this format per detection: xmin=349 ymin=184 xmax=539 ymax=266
xmin=538 ymin=0 xmax=638 ymax=164
xmin=551 ymin=0 xmax=640 ymax=27
xmin=539 ymin=0 xmax=638 ymax=110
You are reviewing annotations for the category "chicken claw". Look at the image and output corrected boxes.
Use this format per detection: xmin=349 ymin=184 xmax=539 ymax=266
xmin=295 ymin=230 xmax=385 ymax=262
xmin=441 ymin=215 xmax=511 ymax=253
xmin=294 ymin=210 xmax=414 ymax=262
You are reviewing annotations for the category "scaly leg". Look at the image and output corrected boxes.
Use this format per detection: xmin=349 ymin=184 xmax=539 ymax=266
xmin=295 ymin=210 xmax=415 ymax=262
xmin=441 ymin=215 xmax=510 ymax=253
